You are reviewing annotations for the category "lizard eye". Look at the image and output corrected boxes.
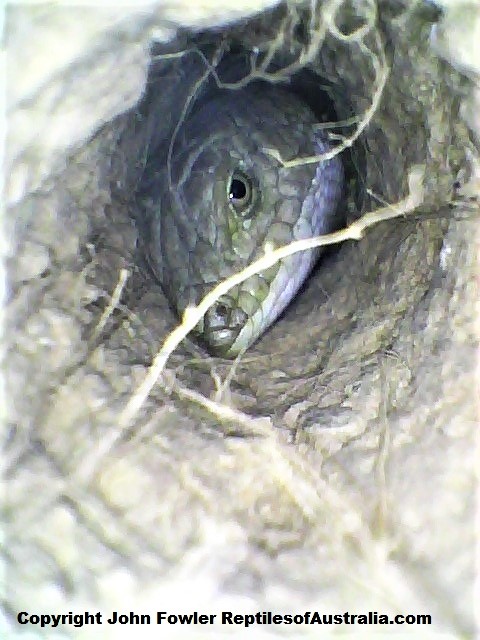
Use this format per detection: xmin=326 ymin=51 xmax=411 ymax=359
xmin=228 ymin=170 xmax=255 ymax=216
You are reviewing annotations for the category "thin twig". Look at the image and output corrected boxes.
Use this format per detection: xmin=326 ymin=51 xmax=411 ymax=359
xmin=172 ymin=376 xmax=273 ymax=437
xmin=89 ymin=268 xmax=129 ymax=343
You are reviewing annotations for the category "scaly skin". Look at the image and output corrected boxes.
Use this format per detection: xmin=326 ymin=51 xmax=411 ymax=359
xmin=137 ymin=73 xmax=344 ymax=357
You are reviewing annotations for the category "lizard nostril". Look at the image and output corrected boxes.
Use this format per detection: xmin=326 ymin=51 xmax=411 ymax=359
xmin=215 ymin=303 xmax=229 ymax=320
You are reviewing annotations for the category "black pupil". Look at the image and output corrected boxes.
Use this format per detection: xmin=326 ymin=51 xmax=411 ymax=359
xmin=230 ymin=178 xmax=247 ymax=201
